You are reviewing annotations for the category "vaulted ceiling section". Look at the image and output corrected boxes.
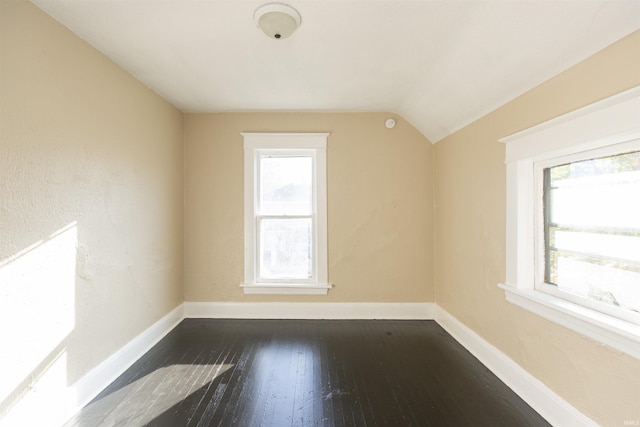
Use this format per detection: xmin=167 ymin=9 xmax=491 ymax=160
xmin=32 ymin=0 xmax=640 ymax=143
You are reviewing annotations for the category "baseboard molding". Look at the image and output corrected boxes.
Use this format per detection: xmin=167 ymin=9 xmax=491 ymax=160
xmin=0 ymin=303 xmax=184 ymax=427
xmin=2 ymin=301 xmax=595 ymax=427
xmin=434 ymin=305 xmax=597 ymax=427
xmin=184 ymin=301 xmax=435 ymax=319
xmin=72 ymin=303 xmax=185 ymax=409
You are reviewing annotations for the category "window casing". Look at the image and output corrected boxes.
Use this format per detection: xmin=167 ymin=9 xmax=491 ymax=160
xmin=499 ymin=86 xmax=640 ymax=360
xmin=241 ymin=133 xmax=331 ymax=295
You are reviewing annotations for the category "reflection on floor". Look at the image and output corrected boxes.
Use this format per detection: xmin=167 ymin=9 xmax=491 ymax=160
xmin=64 ymin=319 xmax=550 ymax=427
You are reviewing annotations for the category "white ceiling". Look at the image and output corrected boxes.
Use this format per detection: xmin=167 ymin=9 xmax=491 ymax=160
xmin=31 ymin=0 xmax=640 ymax=143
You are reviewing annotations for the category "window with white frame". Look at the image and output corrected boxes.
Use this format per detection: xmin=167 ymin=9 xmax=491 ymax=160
xmin=499 ymin=86 xmax=640 ymax=360
xmin=536 ymin=148 xmax=640 ymax=323
xmin=241 ymin=133 xmax=331 ymax=295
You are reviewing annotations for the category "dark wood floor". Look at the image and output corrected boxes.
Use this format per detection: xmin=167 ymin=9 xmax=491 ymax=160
xmin=64 ymin=319 xmax=550 ymax=427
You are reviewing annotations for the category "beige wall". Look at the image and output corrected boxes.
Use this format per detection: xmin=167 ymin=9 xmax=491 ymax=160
xmin=0 ymin=0 xmax=183 ymax=419
xmin=184 ymin=113 xmax=434 ymax=303
xmin=434 ymin=30 xmax=640 ymax=426
xmin=2 ymin=0 xmax=637 ymax=424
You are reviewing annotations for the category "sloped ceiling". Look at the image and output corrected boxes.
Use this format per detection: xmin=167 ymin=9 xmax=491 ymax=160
xmin=31 ymin=0 xmax=640 ymax=143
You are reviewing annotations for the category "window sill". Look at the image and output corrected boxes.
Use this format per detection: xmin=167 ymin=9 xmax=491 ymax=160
xmin=241 ymin=282 xmax=332 ymax=295
xmin=498 ymin=284 xmax=640 ymax=360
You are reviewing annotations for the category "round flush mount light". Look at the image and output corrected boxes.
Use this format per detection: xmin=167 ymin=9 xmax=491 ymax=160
xmin=385 ymin=118 xmax=396 ymax=129
xmin=254 ymin=3 xmax=301 ymax=40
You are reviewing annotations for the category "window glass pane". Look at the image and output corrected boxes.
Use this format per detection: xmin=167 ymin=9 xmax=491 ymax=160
xmin=544 ymin=151 xmax=640 ymax=314
xmin=259 ymin=156 xmax=312 ymax=215
xmin=259 ymin=218 xmax=312 ymax=280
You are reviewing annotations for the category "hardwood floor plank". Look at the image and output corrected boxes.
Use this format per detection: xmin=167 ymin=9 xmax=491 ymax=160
xmin=64 ymin=320 xmax=550 ymax=427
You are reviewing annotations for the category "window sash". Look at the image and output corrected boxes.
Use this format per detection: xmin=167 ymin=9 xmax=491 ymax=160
xmin=257 ymin=153 xmax=314 ymax=217
xmin=256 ymin=215 xmax=315 ymax=282
xmin=255 ymin=150 xmax=317 ymax=282
xmin=534 ymin=142 xmax=640 ymax=325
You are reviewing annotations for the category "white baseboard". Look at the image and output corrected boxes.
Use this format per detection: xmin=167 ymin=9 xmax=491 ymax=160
xmin=2 ymin=301 xmax=595 ymax=427
xmin=0 ymin=303 xmax=184 ymax=427
xmin=72 ymin=303 xmax=185 ymax=408
xmin=434 ymin=305 xmax=597 ymax=427
xmin=184 ymin=301 xmax=435 ymax=319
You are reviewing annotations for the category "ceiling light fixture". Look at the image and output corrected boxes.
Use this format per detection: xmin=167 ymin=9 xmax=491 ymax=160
xmin=254 ymin=3 xmax=301 ymax=40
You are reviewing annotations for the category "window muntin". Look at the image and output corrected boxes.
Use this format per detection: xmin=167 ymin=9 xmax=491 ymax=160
xmin=537 ymin=148 xmax=640 ymax=324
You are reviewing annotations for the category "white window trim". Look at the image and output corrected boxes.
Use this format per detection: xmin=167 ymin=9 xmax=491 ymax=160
xmin=241 ymin=133 xmax=331 ymax=295
xmin=498 ymin=86 xmax=640 ymax=360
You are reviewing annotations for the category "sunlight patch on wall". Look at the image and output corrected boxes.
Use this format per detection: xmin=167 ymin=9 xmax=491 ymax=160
xmin=0 ymin=222 xmax=77 ymax=406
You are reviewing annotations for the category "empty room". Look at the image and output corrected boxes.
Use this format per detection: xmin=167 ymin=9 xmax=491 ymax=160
xmin=1 ymin=0 xmax=639 ymax=426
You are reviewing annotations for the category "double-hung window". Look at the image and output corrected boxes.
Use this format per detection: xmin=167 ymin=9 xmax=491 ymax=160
xmin=241 ymin=133 xmax=331 ymax=295
xmin=499 ymin=86 xmax=640 ymax=360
